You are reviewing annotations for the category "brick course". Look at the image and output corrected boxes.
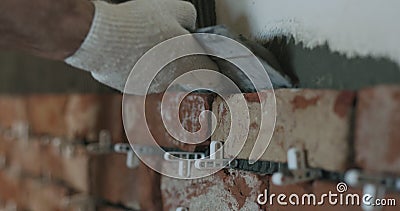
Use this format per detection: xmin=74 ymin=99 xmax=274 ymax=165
xmin=213 ymin=89 xmax=355 ymax=172
xmin=161 ymin=169 xmax=268 ymax=210
xmin=123 ymin=93 xmax=214 ymax=152
xmin=1 ymin=85 xmax=399 ymax=210
xmin=355 ymin=85 xmax=400 ymax=175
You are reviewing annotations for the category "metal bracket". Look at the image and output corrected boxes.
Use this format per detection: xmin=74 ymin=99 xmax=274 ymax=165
xmin=194 ymin=141 xmax=237 ymax=170
xmin=114 ymin=143 xmax=140 ymax=169
xmin=272 ymin=148 xmax=322 ymax=185
xmin=51 ymin=137 xmax=76 ymax=158
xmin=86 ymin=130 xmax=112 ymax=154
xmin=11 ymin=122 xmax=29 ymax=142
xmin=345 ymin=169 xmax=400 ymax=211
xmin=164 ymin=152 xmax=205 ymax=177
xmin=345 ymin=169 xmax=400 ymax=192
xmin=133 ymin=145 xmax=165 ymax=156
xmin=86 ymin=130 xmax=143 ymax=169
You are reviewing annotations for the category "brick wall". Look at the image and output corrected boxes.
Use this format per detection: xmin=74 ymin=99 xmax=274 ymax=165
xmin=0 ymin=94 xmax=139 ymax=211
xmin=0 ymin=85 xmax=399 ymax=210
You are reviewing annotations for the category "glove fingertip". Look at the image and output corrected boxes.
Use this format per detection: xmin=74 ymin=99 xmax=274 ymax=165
xmin=173 ymin=1 xmax=198 ymax=31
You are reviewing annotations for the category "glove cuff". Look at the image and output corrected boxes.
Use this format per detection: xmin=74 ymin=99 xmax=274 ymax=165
xmin=65 ymin=1 xmax=144 ymax=91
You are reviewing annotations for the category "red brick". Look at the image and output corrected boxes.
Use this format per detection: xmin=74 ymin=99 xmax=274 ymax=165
xmin=213 ymin=89 xmax=355 ymax=172
xmin=41 ymin=143 xmax=141 ymax=209
xmin=0 ymin=170 xmax=82 ymax=211
xmin=0 ymin=96 xmax=27 ymax=130
xmin=312 ymin=181 xmax=400 ymax=211
xmin=0 ymin=135 xmax=43 ymax=177
xmin=88 ymin=153 xmax=141 ymax=210
xmin=1 ymin=135 xmax=140 ymax=209
xmin=65 ymin=94 xmax=125 ymax=142
xmin=8 ymin=138 xmax=43 ymax=176
xmin=25 ymin=94 xmax=125 ymax=142
xmin=312 ymin=181 xmax=362 ymax=211
xmin=0 ymin=137 xmax=89 ymax=193
xmin=382 ymin=191 xmax=400 ymax=211
xmin=161 ymin=169 xmax=268 ymax=210
xmin=0 ymin=201 xmax=26 ymax=211
xmin=124 ymin=92 xmax=214 ymax=151
xmin=40 ymin=141 xmax=90 ymax=192
xmin=25 ymin=177 xmax=76 ymax=211
xmin=137 ymin=161 xmax=162 ymax=211
xmin=0 ymin=135 xmax=89 ymax=193
xmin=0 ymin=167 xmax=135 ymax=211
xmin=269 ymin=180 xmax=313 ymax=211
xmin=0 ymin=135 xmax=12 ymax=167
xmin=0 ymin=169 xmax=29 ymax=209
xmin=26 ymin=95 xmax=68 ymax=137
xmin=355 ymin=85 xmax=400 ymax=175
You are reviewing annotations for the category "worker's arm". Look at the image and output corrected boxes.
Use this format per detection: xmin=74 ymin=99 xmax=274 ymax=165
xmin=65 ymin=0 xmax=219 ymax=94
xmin=0 ymin=0 xmax=218 ymax=94
xmin=0 ymin=0 xmax=93 ymax=60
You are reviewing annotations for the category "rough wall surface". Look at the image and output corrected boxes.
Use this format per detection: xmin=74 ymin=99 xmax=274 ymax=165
xmin=215 ymin=0 xmax=400 ymax=66
xmin=0 ymin=86 xmax=400 ymax=210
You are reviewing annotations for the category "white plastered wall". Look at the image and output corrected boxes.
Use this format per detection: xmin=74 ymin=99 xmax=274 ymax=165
xmin=215 ymin=0 xmax=400 ymax=66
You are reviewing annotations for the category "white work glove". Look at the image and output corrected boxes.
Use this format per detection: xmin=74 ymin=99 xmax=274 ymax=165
xmin=65 ymin=0 xmax=218 ymax=94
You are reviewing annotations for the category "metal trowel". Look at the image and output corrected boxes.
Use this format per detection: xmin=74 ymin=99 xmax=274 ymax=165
xmin=196 ymin=25 xmax=292 ymax=91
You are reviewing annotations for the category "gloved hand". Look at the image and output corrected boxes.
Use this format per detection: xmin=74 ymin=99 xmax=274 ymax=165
xmin=65 ymin=0 xmax=218 ymax=94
